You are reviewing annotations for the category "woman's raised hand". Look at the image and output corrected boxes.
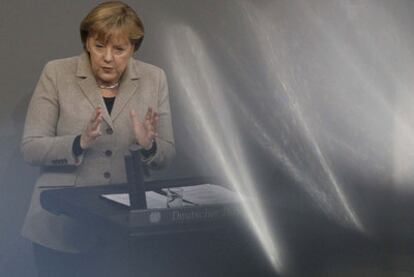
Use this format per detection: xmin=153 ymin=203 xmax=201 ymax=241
xmin=130 ymin=107 xmax=159 ymax=150
xmin=80 ymin=106 xmax=103 ymax=149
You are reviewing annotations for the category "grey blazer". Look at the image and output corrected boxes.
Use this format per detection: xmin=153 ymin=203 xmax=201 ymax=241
xmin=21 ymin=53 xmax=175 ymax=252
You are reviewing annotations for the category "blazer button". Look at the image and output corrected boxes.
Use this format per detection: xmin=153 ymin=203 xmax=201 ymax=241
xmin=105 ymin=150 xmax=112 ymax=157
xmin=106 ymin=128 xmax=113 ymax=135
xmin=104 ymin=172 xmax=111 ymax=179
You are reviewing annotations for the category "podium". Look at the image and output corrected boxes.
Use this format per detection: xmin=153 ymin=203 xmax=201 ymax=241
xmin=39 ymin=177 xmax=274 ymax=276
xmin=40 ymin=177 xmax=243 ymax=238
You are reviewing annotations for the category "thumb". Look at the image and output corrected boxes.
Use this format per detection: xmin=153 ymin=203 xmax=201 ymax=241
xmin=130 ymin=109 xmax=142 ymax=126
xmin=130 ymin=109 xmax=137 ymax=120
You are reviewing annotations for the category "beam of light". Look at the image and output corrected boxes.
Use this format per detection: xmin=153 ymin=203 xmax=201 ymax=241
xmin=234 ymin=93 xmax=364 ymax=227
xmin=162 ymin=24 xmax=283 ymax=272
xmin=281 ymin=82 xmax=364 ymax=229
xmin=236 ymin=0 xmax=364 ymax=230
xmin=299 ymin=0 xmax=414 ymax=189
xmin=333 ymin=1 xmax=414 ymax=188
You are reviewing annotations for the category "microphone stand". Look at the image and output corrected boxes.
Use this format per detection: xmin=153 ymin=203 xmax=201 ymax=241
xmin=125 ymin=145 xmax=147 ymax=210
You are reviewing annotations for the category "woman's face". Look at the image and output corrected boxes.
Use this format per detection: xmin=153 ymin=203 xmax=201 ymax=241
xmin=86 ymin=32 xmax=134 ymax=85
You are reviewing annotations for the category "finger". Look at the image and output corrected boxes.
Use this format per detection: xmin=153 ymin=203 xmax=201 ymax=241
xmin=152 ymin=112 xmax=159 ymax=127
xmin=91 ymin=114 xmax=103 ymax=130
xmin=91 ymin=106 xmax=102 ymax=122
xmin=150 ymin=131 xmax=159 ymax=139
xmin=130 ymin=109 xmax=139 ymax=123
xmin=148 ymin=123 xmax=155 ymax=133
xmin=143 ymin=111 xmax=152 ymax=126
xmin=91 ymin=109 xmax=103 ymax=128
xmin=144 ymin=108 xmax=150 ymax=120
xmin=148 ymin=110 xmax=154 ymax=125
xmin=145 ymin=107 xmax=154 ymax=121
xmin=96 ymin=107 xmax=103 ymax=117
xmin=146 ymin=110 xmax=156 ymax=127
xmin=130 ymin=109 xmax=145 ymax=130
xmin=93 ymin=125 xmax=102 ymax=137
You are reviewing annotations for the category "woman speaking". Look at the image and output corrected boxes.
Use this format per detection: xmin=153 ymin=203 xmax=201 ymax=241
xmin=21 ymin=1 xmax=175 ymax=276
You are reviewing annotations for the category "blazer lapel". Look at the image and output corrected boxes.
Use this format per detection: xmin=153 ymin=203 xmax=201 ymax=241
xmin=76 ymin=53 xmax=113 ymax=129
xmin=110 ymin=58 xmax=140 ymax=121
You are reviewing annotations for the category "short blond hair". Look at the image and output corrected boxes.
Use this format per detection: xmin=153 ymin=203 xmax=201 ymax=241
xmin=80 ymin=1 xmax=144 ymax=52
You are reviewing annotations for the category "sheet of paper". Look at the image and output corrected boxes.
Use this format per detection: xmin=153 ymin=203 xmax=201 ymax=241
xmin=102 ymin=184 xmax=240 ymax=208
xmin=163 ymin=184 xmax=240 ymax=205
xmin=102 ymin=191 xmax=167 ymax=209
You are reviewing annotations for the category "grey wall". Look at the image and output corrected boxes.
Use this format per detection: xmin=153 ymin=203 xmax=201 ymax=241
xmin=2 ymin=0 xmax=414 ymax=275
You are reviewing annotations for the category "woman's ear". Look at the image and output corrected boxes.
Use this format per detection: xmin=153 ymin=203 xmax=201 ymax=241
xmin=85 ymin=37 xmax=91 ymax=53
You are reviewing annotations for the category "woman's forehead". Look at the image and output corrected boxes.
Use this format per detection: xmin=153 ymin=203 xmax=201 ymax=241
xmin=91 ymin=27 xmax=131 ymax=45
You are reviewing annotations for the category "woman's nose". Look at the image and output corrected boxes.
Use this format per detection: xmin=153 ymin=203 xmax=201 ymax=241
xmin=103 ymin=49 xmax=113 ymax=63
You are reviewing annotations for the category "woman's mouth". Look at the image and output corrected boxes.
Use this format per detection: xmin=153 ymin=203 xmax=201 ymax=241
xmin=102 ymin=67 xmax=114 ymax=72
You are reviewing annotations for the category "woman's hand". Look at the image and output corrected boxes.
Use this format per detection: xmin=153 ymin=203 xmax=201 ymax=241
xmin=130 ymin=107 xmax=159 ymax=150
xmin=80 ymin=106 xmax=103 ymax=149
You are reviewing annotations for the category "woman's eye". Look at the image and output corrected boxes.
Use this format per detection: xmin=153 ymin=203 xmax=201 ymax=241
xmin=95 ymin=44 xmax=104 ymax=48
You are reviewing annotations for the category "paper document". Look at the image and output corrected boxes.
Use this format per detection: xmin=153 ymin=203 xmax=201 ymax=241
xmin=102 ymin=191 xmax=167 ymax=209
xmin=102 ymin=184 xmax=240 ymax=208
xmin=163 ymin=184 xmax=240 ymax=205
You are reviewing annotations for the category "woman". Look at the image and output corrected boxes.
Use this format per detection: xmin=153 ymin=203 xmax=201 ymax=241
xmin=21 ymin=1 xmax=175 ymax=276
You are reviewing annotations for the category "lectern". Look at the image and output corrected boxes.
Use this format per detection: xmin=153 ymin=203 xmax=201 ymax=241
xmin=39 ymin=156 xmax=274 ymax=276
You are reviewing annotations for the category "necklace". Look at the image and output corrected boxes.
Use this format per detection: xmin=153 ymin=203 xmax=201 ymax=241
xmin=97 ymin=82 xmax=120 ymax=89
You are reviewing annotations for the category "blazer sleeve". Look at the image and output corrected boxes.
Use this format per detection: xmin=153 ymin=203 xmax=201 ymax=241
xmin=143 ymin=69 xmax=175 ymax=169
xmin=21 ymin=62 xmax=83 ymax=167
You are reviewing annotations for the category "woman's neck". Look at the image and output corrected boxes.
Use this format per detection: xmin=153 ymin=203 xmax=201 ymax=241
xmin=100 ymin=88 xmax=118 ymax=97
xmin=97 ymin=80 xmax=120 ymax=89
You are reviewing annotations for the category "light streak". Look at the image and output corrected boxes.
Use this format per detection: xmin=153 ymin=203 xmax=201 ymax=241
xmin=236 ymin=0 xmax=364 ymax=230
xmin=164 ymin=25 xmax=283 ymax=272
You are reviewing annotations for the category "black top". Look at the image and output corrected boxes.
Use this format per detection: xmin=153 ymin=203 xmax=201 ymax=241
xmin=103 ymin=96 xmax=116 ymax=115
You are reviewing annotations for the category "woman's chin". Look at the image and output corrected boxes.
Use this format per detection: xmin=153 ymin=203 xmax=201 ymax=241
xmin=97 ymin=75 xmax=118 ymax=84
